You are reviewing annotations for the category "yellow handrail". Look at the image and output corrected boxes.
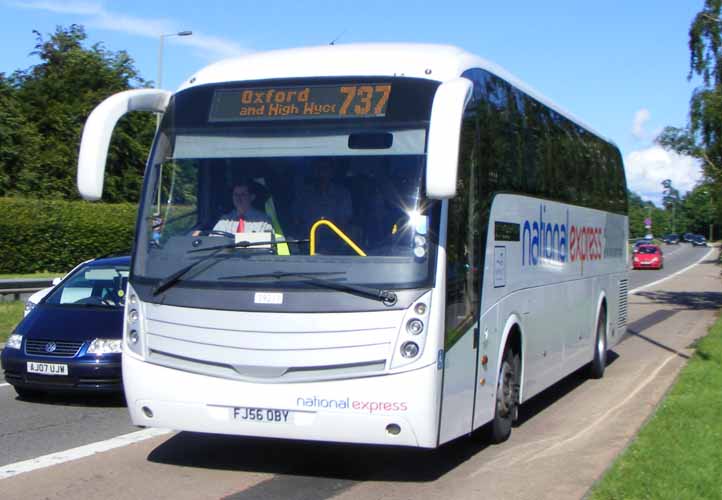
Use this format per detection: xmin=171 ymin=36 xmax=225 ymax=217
xmin=310 ymin=219 xmax=367 ymax=256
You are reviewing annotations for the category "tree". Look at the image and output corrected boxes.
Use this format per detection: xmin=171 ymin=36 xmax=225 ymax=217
xmin=0 ymin=25 xmax=155 ymax=201
xmin=656 ymin=1 xmax=722 ymax=221
xmin=0 ymin=75 xmax=42 ymax=196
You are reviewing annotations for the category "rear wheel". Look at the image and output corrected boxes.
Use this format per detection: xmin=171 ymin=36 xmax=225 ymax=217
xmin=489 ymin=347 xmax=520 ymax=443
xmin=14 ymin=387 xmax=44 ymax=400
xmin=589 ymin=309 xmax=608 ymax=379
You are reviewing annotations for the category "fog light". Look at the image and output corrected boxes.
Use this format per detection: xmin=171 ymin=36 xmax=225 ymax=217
xmin=386 ymin=423 xmax=401 ymax=435
xmin=128 ymin=309 xmax=139 ymax=322
xmin=129 ymin=330 xmax=139 ymax=344
xmin=142 ymin=406 xmax=154 ymax=418
xmin=400 ymin=341 xmax=419 ymax=358
xmin=406 ymin=319 xmax=424 ymax=335
xmin=129 ymin=294 xmax=137 ymax=305
xmin=414 ymin=235 xmax=427 ymax=246
xmin=414 ymin=303 xmax=427 ymax=315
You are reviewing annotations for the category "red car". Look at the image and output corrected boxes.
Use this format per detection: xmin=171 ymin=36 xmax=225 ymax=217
xmin=632 ymin=244 xmax=663 ymax=270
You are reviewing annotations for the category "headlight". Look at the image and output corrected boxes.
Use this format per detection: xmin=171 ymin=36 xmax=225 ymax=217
xmin=400 ymin=341 xmax=419 ymax=358
xmin=406 ymin=319 xmax=424 ymax=335
xmin=6 ymin=333 xmax=23 ymax=350
xmin=128 ymin=309 xmax=139 ymax=322
xmin=87 ymin=338 xmax=122 ymax=354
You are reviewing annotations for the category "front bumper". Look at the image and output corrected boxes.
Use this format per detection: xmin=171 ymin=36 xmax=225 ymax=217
xmin=1 ymin=346 xmax=122 ymax=393
xmin=123 ymin=353 xmax=441 ymax=448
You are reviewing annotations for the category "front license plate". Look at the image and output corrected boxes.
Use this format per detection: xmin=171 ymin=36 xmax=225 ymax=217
xmin=231 ymin=407 xmax=292 ymax=424
xmin=27 ymin=361 xmax=68 ymax=376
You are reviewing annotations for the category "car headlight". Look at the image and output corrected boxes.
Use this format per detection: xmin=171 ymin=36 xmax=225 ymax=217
xmin=6 ymin=333 xmax=23 ymax=350
xmin=87 ymin=338 xmax=122 ymax=355
xmin=24 ymin=301 xmax=36 ymax=315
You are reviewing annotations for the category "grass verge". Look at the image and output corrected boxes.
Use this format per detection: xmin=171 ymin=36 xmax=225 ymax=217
xmin=0 ymin=301 xmax=24 ymax=343
xmin=590 ymin=316 xmax=722 ymax=499
xmin=0 ymin=272 xmax=60 ymax=279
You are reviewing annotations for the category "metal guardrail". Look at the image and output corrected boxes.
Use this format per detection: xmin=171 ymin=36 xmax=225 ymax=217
xmin=0 ymin=278 xmax=54 ymax=301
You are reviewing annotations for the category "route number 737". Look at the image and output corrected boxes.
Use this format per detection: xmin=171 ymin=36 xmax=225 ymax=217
xmin=339 ymin=85 xmax=391 ymax=116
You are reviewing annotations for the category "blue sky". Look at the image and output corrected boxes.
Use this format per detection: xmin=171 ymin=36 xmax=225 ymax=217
xmin=0 ymin=0 xmax=706 ymax=205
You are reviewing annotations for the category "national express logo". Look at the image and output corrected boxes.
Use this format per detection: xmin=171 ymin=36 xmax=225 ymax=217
xmin=297 ymin=396 xmax=408 ymax=413
xmin=522 ymin=205 xmax=604 ymax=266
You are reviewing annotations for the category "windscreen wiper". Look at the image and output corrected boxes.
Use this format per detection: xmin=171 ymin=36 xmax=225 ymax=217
xmin=152 ymin=246 xmax=232 ymax=296
xmin=153 ymin=239 xmax=311 ymax=296
xmin=188 ymin=238 xmax=310 ymax=253
xmin=219 ymin=271 xmax=398 ymax=306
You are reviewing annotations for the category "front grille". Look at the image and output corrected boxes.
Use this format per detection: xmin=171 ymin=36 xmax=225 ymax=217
xmin=25 ymin=339 xmax=83 ymax=357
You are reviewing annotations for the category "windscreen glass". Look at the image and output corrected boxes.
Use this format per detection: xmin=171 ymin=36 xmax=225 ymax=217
xmin=133 ymin=77 xmax=441 ymax=301
xmin=45 ymin=265 xmax=130 ymax=308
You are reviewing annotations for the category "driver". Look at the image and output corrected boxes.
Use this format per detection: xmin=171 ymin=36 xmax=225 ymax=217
xmin=213 ymin=181 xmax=272 ymax=234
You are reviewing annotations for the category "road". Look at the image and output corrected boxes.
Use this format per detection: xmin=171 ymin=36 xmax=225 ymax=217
xmin=628 ymin=242 xmax=708 ymax=291
xmin=0 ymin=243 xmax=718 ymax=499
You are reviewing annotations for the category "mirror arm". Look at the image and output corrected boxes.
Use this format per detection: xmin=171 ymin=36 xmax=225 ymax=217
xmin=425 ymin=77 xmax=473 ymax=199
xmin=77 ymin=89 xmax=171 ymax=200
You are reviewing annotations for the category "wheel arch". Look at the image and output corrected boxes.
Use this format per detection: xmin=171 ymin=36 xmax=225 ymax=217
xmin=496 ymin=314 xmax=524 ymax=402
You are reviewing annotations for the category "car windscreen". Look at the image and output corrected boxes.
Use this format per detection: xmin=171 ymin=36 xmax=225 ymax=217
xmin=44 ymin=265 xmax=130 ymax=308
xmin=637 ymin=246 xmax=658 ymax=255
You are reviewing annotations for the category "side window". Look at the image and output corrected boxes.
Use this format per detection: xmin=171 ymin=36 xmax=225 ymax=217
xmin=445 ymin=100 xmax=482 ymax=349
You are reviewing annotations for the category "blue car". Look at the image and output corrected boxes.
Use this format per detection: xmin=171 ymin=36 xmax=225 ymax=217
xmin=1 ymin=256 xmax=129 ymax=399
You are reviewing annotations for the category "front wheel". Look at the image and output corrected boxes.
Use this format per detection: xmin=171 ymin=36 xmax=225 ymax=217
xmin=589 ymin=309 xmax=608 ymax=379
xmin=489 ymin=347 xmax=520 ymax=443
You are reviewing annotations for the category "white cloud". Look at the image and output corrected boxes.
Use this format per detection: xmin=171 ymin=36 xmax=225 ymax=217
xmin=632 ymin=108 xmax=651 ymax=140
xmin=10 ymin=0 xmax=249 ymax=61
xmin=625 ymin=145 xmax=702 ymax=205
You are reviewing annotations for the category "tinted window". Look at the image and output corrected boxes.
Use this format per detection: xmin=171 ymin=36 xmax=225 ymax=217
xmin=461 ymin=69 xmax=627 ymax=215
xmin=445 ymin=106 xmax=482 ymax=349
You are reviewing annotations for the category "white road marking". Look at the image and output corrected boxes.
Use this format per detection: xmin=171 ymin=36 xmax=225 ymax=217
xmin=629 ymin=246 xmax=716 ymax=295
xmin=0 ymin=427 xmax=172 ymax=480
xmin=470 ymin=352 xmax=680 ymax=477
xmin=520 ymin=353 xmax=679 ymax=464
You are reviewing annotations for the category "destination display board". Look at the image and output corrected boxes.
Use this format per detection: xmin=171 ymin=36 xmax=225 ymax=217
xmin=209 ymin=84 xmax=392 ymax=122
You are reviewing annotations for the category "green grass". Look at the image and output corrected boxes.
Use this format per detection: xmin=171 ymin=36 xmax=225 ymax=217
xmin=0 ymin=272 xmax=61 ymax=279
xmin=0 ymin=301 xmax=24 ymax=343
xmin=590 ymin=317 xmax=722 ymax=500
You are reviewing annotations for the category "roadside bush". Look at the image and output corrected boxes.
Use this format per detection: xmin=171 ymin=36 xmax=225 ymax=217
xmin=0 ymin=197 xmax=137 ymax=273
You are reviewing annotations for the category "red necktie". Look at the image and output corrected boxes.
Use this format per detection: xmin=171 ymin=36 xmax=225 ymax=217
xmin=237 ymin=217 xmax=245 ymax=233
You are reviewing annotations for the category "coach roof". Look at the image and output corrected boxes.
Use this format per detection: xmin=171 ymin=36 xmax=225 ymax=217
xmin=177 ymin=43 xmax=612 ymax=145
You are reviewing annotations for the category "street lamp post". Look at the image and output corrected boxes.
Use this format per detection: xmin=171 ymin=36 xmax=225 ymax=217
xmin=156 ymin=30 xmax=192 ymax=213
xmin=157 ymin=30 xmax=192 ymax=90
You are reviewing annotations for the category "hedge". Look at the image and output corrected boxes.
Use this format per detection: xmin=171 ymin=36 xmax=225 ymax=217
xmin=0 ymin=197 xmax=137 ymax=273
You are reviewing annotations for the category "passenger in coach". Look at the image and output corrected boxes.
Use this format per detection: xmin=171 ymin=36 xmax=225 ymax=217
xmin=296 ymin=160 xmax=352 ymax=229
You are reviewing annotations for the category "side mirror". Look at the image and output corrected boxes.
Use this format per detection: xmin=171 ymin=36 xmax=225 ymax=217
xmin=52 ymin=277 xmax=61 ymax=286
xmin=425 ymin=77 xmax=473 ymax=199
xmin=77 ymin=89 xmax=172 ymax=200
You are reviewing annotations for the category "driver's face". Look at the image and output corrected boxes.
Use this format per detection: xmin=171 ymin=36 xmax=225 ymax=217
xmin=232 ymin=185 xmax=254 ymax=214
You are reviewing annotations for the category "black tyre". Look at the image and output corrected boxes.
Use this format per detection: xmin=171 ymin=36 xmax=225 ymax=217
xmin=589 ymin=309 xmax=608 ymax=379
xmin=14 ymin=387 xmax=44 ymax=400
xmin=489 ymin=347 xmax=520 ymax=444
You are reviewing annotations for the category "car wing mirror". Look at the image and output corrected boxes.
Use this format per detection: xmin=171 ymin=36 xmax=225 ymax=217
xmin=52 ymin=277 xmax=61 ymax=286
xmin=77 ymin=89 xmax=172 ymax=200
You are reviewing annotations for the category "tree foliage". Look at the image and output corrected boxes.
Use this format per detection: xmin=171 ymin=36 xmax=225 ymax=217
xmin=656 ymin=1 xmax=722 ymax=235
xmin=0 ymin=25 xmax=155 ymax=202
